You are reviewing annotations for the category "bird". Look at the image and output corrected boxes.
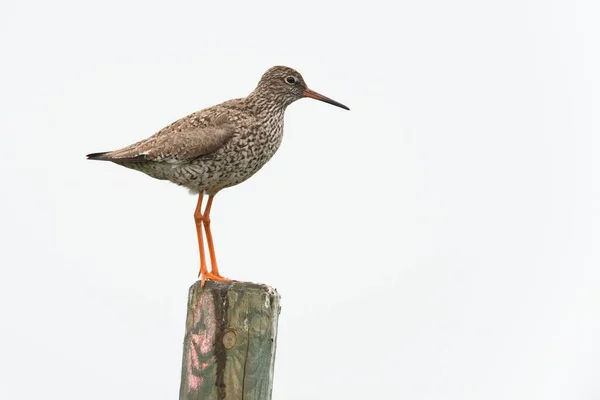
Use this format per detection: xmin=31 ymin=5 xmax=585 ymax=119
xmin=87 ymin=66 xmax=349 ymax=285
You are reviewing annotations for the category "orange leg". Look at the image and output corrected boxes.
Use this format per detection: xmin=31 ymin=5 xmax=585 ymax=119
xmin=194 ymin=193 xmax=230 ymax=286
xmin=203 ymin=195 xmax=229 ymax=280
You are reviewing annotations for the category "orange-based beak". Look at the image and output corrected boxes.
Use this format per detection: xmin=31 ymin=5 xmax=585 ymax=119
xmin=303 ymin=88 xmax=350 ymax=110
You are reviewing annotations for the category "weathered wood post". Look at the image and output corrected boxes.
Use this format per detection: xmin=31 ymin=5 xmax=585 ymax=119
xmin=179 ymin=281 xmax=281 ymax=400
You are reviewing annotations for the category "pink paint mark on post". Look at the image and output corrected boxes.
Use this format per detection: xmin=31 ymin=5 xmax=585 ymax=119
xmin=188 ymin=374 xmax=203 ymax=391
xmin=186 ymin=289 xmax=217 ymax=392
xmin=196 ymin=290 xmax=217 ymax=354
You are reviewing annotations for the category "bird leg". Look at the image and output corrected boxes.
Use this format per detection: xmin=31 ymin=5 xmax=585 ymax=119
xmin=194 ymin=194 xmax=209 ymax=286
xmin=202 ymin=195 xmax=229 ymax=280
xmin=194 ymin=194 xmax=231 ymax=286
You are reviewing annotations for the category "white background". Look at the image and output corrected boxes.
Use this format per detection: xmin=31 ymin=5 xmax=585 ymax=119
xmin=1 ymin=0 xmax=599 ymax=399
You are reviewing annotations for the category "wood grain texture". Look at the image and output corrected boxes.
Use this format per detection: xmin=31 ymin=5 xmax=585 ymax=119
xmin=179 ymin=281 xmax=281 ymax=400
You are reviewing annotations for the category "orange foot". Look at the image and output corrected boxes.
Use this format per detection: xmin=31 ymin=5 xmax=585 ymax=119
xmin=200 ymin=272 xmax=233 ymax=287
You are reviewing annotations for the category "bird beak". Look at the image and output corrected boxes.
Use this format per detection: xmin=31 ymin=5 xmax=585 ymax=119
xmin=303 ymin=88 xmax=350 ymax=110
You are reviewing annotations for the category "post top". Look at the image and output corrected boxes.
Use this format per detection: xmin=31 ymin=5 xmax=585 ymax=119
xmin=189 ymin=280 xmax=279 ymax=298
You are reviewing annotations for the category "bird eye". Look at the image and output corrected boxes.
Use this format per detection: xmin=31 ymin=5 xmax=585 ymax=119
xmin=285 ymin=76 xmax=297 ymax=85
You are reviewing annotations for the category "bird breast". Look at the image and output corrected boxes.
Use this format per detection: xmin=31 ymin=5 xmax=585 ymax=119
xmin=181 ymin=114 xmax=285 ymax=194
xmin=232 ymin=116 xmax=284 ymax=169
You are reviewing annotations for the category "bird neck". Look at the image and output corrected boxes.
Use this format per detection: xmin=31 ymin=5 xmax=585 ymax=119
xmin=246 ymin=88 xmax=290 ymax=117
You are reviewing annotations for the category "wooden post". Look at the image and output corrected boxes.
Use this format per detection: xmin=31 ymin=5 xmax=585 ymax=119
xmin=179 ymin=281 xmax=281 ymax=400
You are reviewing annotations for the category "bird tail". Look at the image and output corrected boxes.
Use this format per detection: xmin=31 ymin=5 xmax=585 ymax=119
xmin=86 ymin=152 xmax=110 ymax=161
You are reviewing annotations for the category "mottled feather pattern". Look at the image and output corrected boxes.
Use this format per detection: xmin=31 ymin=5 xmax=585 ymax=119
xmin=105 ymin=108 xmax=238 ymax=163
xmin=87 ymin=66 xmax=346 ymax=195
xmin=94 ymin=85 xmax=288 ymax=194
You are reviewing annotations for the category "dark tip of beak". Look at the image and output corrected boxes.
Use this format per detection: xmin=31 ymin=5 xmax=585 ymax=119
xmin=303 ymin=88 xmax=350 ymax=111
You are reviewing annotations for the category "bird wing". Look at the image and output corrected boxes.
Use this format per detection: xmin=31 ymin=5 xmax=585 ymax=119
xmin=97 ymin=110 xmax=237 ymax=163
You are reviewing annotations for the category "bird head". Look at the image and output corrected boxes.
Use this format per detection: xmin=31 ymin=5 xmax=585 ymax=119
xmin=253 ymin=66 xmax=349 ymax=111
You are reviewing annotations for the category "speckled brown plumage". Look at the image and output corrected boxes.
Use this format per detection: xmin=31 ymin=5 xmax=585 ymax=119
xmin=87 ymin=65 xmax=349 ymax=284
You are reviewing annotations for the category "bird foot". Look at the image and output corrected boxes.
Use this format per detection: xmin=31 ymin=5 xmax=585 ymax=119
xmin=199 ymin=272 xmax=233 ymax=287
